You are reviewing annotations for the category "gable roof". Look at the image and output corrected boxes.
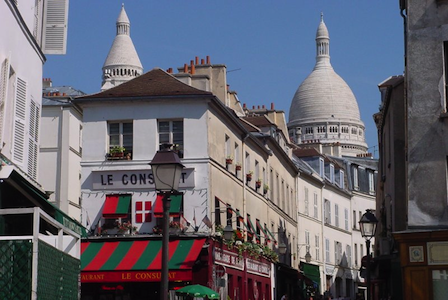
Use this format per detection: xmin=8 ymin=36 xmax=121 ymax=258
xmin=75 ymin=68 xmax=212 ymax=101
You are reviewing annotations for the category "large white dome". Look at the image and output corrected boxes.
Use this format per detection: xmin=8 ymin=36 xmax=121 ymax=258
xmin=288 ymin=15 xmax=367 ymax=157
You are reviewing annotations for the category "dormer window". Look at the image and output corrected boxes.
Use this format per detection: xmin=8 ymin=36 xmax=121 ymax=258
xmin=353 ymin=166 xmax=359 ymax=190
xmin=330 ymin=164 xmax=335 ymax=183
xmin=340 ymin=170 xmax=345 ymax=189
xmin=319 ymin=158 xmax=325 ymax=178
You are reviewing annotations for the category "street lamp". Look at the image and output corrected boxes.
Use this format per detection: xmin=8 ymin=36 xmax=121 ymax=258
xmin=278 ymin=241 xmax=287 ymax=255
xmin=223 ymin=224 xmax=234 ymax=241
xmin=359 ymin=209 xmax=378 ymax=300
xmin=149 ymin=145 xmax=184 ymax=300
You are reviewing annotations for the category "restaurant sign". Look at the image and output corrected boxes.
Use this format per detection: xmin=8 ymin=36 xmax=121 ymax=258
xmin=246 ymin=258 xmax=271 ymax=277
xmin=81 ymin=270 xmax=192 ymax=283
xmin=92 ymin=168 xmax=194 ymax=190
xmin=215 ymin=248 xmax=244 ymax=270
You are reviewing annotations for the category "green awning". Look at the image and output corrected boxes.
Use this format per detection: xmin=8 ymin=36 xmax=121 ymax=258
xmin=302 ymin=262 xmax=320 ymax=288
xmin=103 ymin=194 xmax=131 ymax=218
xmin=153 ymin=194 xmax=182 ymax=217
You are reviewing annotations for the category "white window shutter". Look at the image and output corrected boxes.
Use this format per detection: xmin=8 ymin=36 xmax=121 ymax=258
xmin=13 ymin=77 xmax=27 ymax=164
xmin=0 ymin=59 xmax=10 ymax=146
xmin=27 ymin=100 xmax=40 ymax=179
xmin=42 ymin=0 xmax=69 ymax=55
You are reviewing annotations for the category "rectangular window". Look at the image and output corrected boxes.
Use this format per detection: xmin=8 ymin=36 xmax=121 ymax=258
xmin=13 ymin=77 xmax=27 ymax=164
xmin=319 ymin=158 xmax=325 ymax=178
xmin=305 ymin=231 xmax=310 ymax=247
xmin=236 ymin=209 xmax=241 ymax=230
xmin=315 ymin=235 xmax=320 ymax=261
xmin=353 ymin=166 xmax=359 ymax=190
xmin=335 ymin=241 xmax=342 ymax=264
xmin=325 ymin=200 xmax=331 ymax=224
xmin=335 ymin=204 xmax=339 ymax=227
xmin=234 ymin=143 xmax=240 ymax=165
xmin=304 ymin=187 xmax=309 ymax=215
xmin=355 ymin=243 xmax=358 ymax=266
xmin=313 ymin=193 xmax=318 ymax=218
xmin=245 ymin=152 xmax=250 ymax=172
xmin=340 ymin=170 xmax=345 ymax=189
xmin=344 ymin=208 xmax=349 ymax=231
xmin=109 ymin=121 xmax=133 ymax=155
xmin=353 ymin=210 xmax=357 ymax=229
xmin=360 ymin=244 xmax=364 ymax=257
xmin=255 ymin=160 xmax=260 ymax=182
xmin=158 ymin=120 xmax=183 ymax=157
xmin=330 ymin=164 xmax=335 ymax=183
xmin=214 ymin=197 xmax=221 ymax=227
xmin=346 ymin=245 xmax=352 ymax=267
xmin=432 ymin=269 xmax=448 ymax=299
xmin=225 ymin=135 xmax=231 ymax=159
xmin=226 ymin=204 xmax=233 ymax=226
xmin=325 ymin=238 xmax=330 ymax=262
xmin=369 ymin=171 xmax=375 ymax=194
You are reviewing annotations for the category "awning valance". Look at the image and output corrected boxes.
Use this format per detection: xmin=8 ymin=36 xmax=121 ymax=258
xmin=103 ymin=194 xmax=131 ymax=218
xmin=153 ymin=194 xmax=182 ymax=218
xmin=81 ymin=238 xmax=205 ymax=272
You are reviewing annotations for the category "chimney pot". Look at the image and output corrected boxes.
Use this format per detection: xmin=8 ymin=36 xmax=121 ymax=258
xmin=262 ymin=105 xmax=265 ymax=109
xmin=258 ymin=105 xmax=260 ymax=109
xmin=253 ymin=106 xmax=255 ymax=109
xmin=243 ymin=103 xmax=247 ymax=109
xmin=206 ymin=56 xmax=210 ymax=64
xmin=195 ymin=56 xmax=199 ymax=65
xmin=271 ymin=103 xmax=275 ymax=110
xmin=201 ymin=59 xmax=205 ymax=64
xmin=183 ymin=64 xmax=188 ymax=73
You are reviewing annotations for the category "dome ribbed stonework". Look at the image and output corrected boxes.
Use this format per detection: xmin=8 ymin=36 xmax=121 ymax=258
xmin=288 ymin=15 xmax=368 ymax=157
xmin=101 ymin=5 xmax=143 ymax=91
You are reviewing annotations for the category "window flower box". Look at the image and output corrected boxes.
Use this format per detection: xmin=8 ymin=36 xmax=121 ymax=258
xmin=246 ymin=171 xmax=253 ymax=182
xmin=255 ymin=179 xmax=262 ymax=189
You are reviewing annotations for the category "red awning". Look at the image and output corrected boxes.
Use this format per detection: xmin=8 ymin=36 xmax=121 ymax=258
xmin=153 ymin=193 xmax=182 ymax=218
xmin=103 ymin=194 xmax=131 ymax=218
xmin=81 ymin=238 xmax=206 ymax=283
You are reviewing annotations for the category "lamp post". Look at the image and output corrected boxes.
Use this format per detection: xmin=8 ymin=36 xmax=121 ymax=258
xmin=359 ymin=209 xmax=378 ymax=300
xmin=149 ymin=145 xmax=184 ymax=300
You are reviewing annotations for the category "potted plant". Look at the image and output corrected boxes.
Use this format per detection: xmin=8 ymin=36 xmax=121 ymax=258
xmin=263 ymin=184 xmax=269 ymax=195
xmin=246 ymin=171 xmax=253 ymax=181
xmin=109 ymin=146 xmax=125 ymax=157
xmin=169 ymin=221 xmax=182 ymax=234
xmin=225 ymin=155 xmax=233 ymax=165
xmin=235 ymin=162 xmax=242 ymax=171
xmin=152 ymin=225 xmax=162 ymax=234
xmin=255 ymin=179 xmax=262 ymax=189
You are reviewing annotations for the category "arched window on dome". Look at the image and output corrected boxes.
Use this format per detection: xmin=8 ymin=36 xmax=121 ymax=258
xmin=358 ymin=129 xmax=363 ymax=136
xmin=305 ymin=127 xmax=313 ymax=134
xmin=351 ymin=128 xmax=357 ymax=135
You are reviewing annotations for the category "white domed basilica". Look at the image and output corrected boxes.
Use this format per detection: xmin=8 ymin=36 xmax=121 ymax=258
xmin=288 ymin=15 xmax=368 ymax=157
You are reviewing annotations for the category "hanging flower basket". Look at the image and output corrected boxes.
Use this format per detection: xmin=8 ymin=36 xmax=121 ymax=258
xmin=226 ymin=156 xmax=233 ymax=165
xmin=246 ymin=173 xmax=253 ymax=182
xmin=255 ymin=180 xmax=262 ymax=188
xmin=235 ymin=164 xmax=242 ymax=171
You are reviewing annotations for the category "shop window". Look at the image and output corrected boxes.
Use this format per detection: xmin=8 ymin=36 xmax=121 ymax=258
xmin=433 ymin=269 xmax=448 ymax=299
xmin=158 ymin=120 xmax=183 ymax=157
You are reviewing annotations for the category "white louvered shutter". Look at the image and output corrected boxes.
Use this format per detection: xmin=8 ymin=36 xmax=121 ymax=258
xmin=42 ymin=0 xmax=69 ymax=54
xmin=13 ymin=78 xmax=27 ymax=164
xmin=28 ymin=100 xmax=40 ymax=179
xmin=0 ymin=59 xmax=10 ymax=145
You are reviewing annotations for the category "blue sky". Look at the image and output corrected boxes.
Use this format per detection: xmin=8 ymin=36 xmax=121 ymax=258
xmin=44 ymin=1 xmax=404 ymax=156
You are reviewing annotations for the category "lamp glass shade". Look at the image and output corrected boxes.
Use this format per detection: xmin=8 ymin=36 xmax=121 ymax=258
xmin=278 ymin=242 xmax=287 ymax=255
xmin=359 ymin=209 xmax=378 ymax=239
xmin=223 ymin=225 xmax=234 ymax=241
xmin=305 ymin=251 xmax=312 ymax=263
xmin=150 ymin=150 xmax=184 ymax=192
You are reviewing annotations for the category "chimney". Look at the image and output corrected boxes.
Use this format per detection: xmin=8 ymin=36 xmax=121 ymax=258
xmin=270 ymin=103 xmax=275 ymax=110
xmin=195 ymin=56 xmax=199 ymax=65
xmin=190 ymin=60 xmax=195 ymax=75
xmin=206 ymin=56 xmax=211 ymax=65
xmin=42 ymin=78 xmax=52 ymax=88
xmin=183 ymin=64 xmax=188 ymax=73
xmin=201 ymin=58 xmax=205 ymax=65
xmin=262 ymin=105 xmax=265 ymax=109
xmin=243 ymin=103 xmax=247 ymax=109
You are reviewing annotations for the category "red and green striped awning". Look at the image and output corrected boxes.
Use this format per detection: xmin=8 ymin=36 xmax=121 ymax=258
xmin=82 ymin=238 xmax=205 ymax=271
xmin=256 ymin=220 xmax=270 ymax=242
xmin=103 ymin=195 xmax=131 ymax=218
xmin=81 ymin=238 xmax=205 ymax=283
xmin=153 ymin=194 xmax=183 ymax=218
